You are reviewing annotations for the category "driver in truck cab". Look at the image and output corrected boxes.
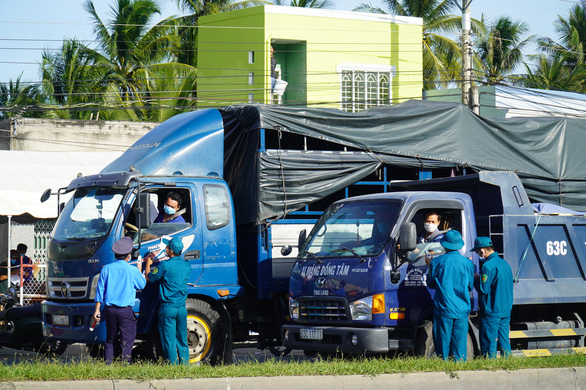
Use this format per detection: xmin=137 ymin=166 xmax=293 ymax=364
xmin=419 ymin=210 xmax=444 ymax=243
xmin=154 ymin=192 xmax=186 ymax=223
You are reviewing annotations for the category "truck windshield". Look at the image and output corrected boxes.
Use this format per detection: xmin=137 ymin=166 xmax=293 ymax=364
xmin=52 ymin=187 xmax=126 ymax=241
xmin=304 ymin=199 xmax=402 ymax=257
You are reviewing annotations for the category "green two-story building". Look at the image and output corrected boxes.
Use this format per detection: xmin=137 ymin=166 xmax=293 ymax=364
xmin=197 ymin=5 xmax=422 ymax=111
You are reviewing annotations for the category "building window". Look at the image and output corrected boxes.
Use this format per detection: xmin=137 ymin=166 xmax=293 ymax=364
xmin=249 ymin=72 xmax=254 ymax=85
xmin=248 ymin=51 xmax=255 ymax=64
xmin=338 ymin=64 xmax=394 ymax=112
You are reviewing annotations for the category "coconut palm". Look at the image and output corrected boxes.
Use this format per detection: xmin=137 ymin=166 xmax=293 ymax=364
xmin=475 ymin=16 xmax=533 ymax=85
xmin=538 ymin=0 xmax=586 ymax=67
xmin=519 ymin=54 xmax=586 ymax=92
xmin=41 ymin=40 xmax=105 ymax=119
xmin=0 ymin=76 xmax=43 ymax=119
xmin=354 ymin=0 xmax=484 ymax=89
xmin=83 ymin=0 xmax=191 ymax=119
xmin=529 ymin=0 xmax=586 ymax=92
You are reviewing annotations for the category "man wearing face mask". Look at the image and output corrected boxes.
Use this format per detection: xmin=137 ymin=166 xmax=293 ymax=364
xmin=419 ymin=210 xmax=444 ymax=243
xmin=472 ymin=236 xmax=513 ymax=358
xmin=154 ymin=192 xmax=186 ymax=223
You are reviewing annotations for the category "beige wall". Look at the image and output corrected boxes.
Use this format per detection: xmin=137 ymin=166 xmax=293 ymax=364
xmin=1 ymin=118 xmax=157 ymax=152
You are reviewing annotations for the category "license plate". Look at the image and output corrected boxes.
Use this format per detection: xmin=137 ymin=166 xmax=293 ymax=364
xmin=300 ymin=328 xmax=323 ymax=340
xmin=53 ymin=315 xmax=69 ymax=326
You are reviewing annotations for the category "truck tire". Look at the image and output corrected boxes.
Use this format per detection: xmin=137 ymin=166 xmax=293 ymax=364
xmin=186 ymin=298 xmax=229 ymax=365
xmin=414 ymin=320 xmax=474 ymax=360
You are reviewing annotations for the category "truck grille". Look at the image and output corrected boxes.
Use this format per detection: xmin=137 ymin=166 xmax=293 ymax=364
xmin=47 ymin=277 xmax=89 ymax=299
xmin=299 ymin=297 xmax=348 ymax=322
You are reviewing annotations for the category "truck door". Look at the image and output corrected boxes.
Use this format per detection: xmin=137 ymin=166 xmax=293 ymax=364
xmin=396 ymin=200 xmax=474 ymax=326
xmin=126 ymin=186 xmax=204 ymax=330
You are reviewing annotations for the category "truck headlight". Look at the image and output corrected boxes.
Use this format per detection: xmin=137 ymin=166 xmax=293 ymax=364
xmin=289 ymin=297 xmax=299 ymax=320
xmin=89 ymin=274 xmax=100 ymax=299
xmin=349 ymin=296 xmax=373 ymax=321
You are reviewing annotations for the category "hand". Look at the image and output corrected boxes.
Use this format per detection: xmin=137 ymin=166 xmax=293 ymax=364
xmin=425 ymin=254 xmax=432 ymax=267
xmin=92 ymin=312 xmax=101 ymax=323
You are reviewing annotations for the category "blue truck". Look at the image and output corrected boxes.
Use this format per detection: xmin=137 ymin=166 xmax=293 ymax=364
xmin=282 ymin=170 xmax=586 ymax=356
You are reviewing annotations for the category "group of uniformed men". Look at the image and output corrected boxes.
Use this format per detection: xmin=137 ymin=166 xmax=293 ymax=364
xmin=423 ymin=210 xmax=513 ymax=360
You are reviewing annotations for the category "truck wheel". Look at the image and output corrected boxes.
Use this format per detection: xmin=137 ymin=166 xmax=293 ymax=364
xmin=414 ymin=320 xmax=474 ymax=360
xmin=186 ymin=298 xmax=229 ymax=365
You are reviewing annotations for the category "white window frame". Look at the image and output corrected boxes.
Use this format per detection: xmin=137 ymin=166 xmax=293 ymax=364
xmin=337 ymin=63 xmax=395 ymax=113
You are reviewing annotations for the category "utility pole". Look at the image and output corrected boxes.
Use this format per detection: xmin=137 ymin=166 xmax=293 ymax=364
xmin=461 ymin=0 xmax=478 ymax=113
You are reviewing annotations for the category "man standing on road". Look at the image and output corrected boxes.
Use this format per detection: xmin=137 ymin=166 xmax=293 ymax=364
xmin=426 ymin=230 xmax=474 ymax=361
xmin=93 ymin=237 xmax=146 ymax=364
xmin=145 ymin=237 xmax=191 ymax=365
xmin=472 ymin=236 xmax=513 ymax=358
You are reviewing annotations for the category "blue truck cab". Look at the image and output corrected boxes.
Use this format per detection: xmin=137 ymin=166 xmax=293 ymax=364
xmin=283 ymin=171 xmax=586 ymax=356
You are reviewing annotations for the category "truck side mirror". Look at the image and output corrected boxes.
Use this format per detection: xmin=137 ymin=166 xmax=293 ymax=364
xmin=136 ymin=192 xmax=152 ymax=229
xmin=281 ymin=245 xmax=293 ymax=256
xmin=399 ymin=222 xmax=417 ymax=252
xmin=298 ymin=229 xmax=306 ymax=251
xmin=41 ymin=188 xmax=52 ymax=203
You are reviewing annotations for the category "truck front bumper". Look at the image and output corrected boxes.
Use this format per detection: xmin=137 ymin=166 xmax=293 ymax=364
xmin=282 ymin=324 xmax=412 ymax=354
xmin=42 ymin=300 xmax=105 ymax=344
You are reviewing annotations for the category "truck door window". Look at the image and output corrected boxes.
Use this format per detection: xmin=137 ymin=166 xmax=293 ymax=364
xmin=405 ymin=208 xmax=462 ymax=263
xmin=204 ymin=185 xmax=230 ymax=230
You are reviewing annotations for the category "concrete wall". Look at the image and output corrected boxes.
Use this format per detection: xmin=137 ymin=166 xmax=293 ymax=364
xmin=5 ymin=118 xmax=158 ymax=152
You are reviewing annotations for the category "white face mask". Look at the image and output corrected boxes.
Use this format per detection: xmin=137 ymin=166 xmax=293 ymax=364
xmin=424 ymin=222 xmax=438 ymax=233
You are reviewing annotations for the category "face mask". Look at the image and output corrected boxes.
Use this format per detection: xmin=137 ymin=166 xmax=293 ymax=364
xmin=10 ymin=258 xmax=18 ymax=266
xmin=164 ymin=205 xmax=176 ymax=215
xmin=424 ymin=223 xmax=437 ymax=233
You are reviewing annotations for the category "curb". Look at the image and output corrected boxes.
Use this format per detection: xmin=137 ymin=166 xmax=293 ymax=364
xmin=2 ymin=367 xmax=584 ymax=390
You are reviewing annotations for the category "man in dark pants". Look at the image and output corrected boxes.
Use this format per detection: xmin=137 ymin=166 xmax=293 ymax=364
xmin=472 ymin=236 xmax=513 ymax=358
xmin=93 ymin=237 xmax=146 ymax=363
xmin=145 ymin=237 xmax=191 ymax=365
xmin=426 ymin=230 xmax=474 ymax=361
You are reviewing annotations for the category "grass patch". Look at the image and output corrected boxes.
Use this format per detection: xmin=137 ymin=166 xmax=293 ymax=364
xmin=0 ymin=353 xmax=585 ymax=382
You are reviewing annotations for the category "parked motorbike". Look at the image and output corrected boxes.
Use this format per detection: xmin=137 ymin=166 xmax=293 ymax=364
xmin=0 ymin=283 xmax=67 ymax=356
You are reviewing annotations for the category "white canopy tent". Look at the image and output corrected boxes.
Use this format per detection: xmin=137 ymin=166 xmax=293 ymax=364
xmin=0 ymin=151 xmax=122 ymax=278
xmin=0 ymin=151 xmax=122 ymax=221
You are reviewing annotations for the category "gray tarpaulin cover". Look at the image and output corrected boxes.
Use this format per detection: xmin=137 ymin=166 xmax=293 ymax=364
xmin=220 ymin=101 xmax=586 ymax=225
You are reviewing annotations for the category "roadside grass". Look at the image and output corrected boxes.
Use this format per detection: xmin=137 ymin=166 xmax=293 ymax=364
xmin=0 ymin=353 xmax=585 ymax=382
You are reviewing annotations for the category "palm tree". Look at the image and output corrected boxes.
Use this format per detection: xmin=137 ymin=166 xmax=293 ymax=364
xmin=41 ymin=40 xmax=105 ymax=119
xmin=519 ymin=54 xmax=586 ymax=92
xmin=0 ymin=76 xmax=43 ymax=119
xmin=353 ymin=0 xmax=484 ymax=89
xmin=83 ymin=0 xmax=189 ymax=119
xmin=475 ymin=16 xmax=533 ymax=85
xmin=538 ymin=0 xmax=586 ymax=67
xmin=529 ymin=0 xmax=586 ymax=92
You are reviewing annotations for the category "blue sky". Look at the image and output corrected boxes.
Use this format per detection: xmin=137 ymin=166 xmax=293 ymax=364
xmin=0 ymin=0 xmax=575 ymax=83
